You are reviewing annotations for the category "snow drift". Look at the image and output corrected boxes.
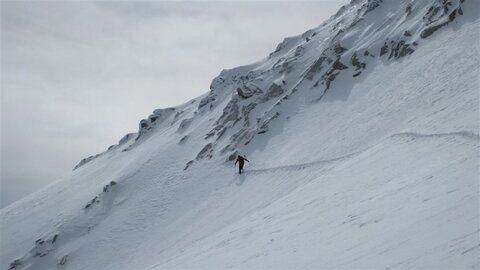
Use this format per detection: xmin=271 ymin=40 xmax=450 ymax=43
xmin=1 ymin=0 xmax=479 ymax=269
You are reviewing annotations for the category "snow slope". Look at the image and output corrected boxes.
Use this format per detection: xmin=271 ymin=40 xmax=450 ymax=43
xmin=1 ymin=0 xmax=479 ymax=269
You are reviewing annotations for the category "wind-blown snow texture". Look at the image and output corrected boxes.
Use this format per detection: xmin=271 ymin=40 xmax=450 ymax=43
xmin=2 ymin=0 xmax=479 ymax=269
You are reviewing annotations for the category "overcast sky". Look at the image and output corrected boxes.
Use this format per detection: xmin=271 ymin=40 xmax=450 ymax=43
xmin=1 ymin=0 xmax=347 ymax=208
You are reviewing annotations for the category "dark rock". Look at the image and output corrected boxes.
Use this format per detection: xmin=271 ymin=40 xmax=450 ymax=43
xmin=405 ymin=4 xmax=412 ymax=16
xmin=196 ymin=143 xmax=214 ymax=160
xmin=198 ymin=93 xmax=217 ymax=110
xmin=424 ymin=6 xmax=441 ymax=24
xmin=59 ymin=255 xmax=68 ymax=266
xmin=73 ymin=156 xmax=95 ymax=170
xmin=206 ymin=124 xmax=223 ymax=139
xmin=380 ymin=42 xmax=389 ymax=56
xmin=204 ymin=132 xmax=214 ymax=139
xmin=242 ymin=103 xmax=257 ymax=118
xmin=178 ymin=118 xmax=193 ymax=132
xmin=236 ymin=85 xmax=257 ymax=99
xmin=184 ymin=160 xmax=194 ymax=170
xmin=350 ymin=52 xmax=365 ymax=70
xmin=35 ymin=239 xmax=44 ymax=245
xmin=85 ymin=196 xmax=100 ymax=208
xmin=178 ymin=135 xmax=188 ymax=144
xmin=228 ymin=151 xmax=238 ymax=161
xmin=332 ymin=58 xmax=348 ymax=70
xmin=389 ymin=41 xmax=415 ymax=59
xmin=9 ymin=259 xmax=21 ymax=269
xmin=334 ymin=42 xmax=348 ymax=54
xmin=236 ymin=87 xmax=250 ymax=99
xmin=52 ymin=234 xmax=58 ymax=244
xmin=294 ymin=46 xmax=305 ymax=57
xmin=305 ymin=56 xmax=327 ymax=80
xmin=423 ymin=0 xmax=458 ymax=27
xmin=404 ymin=30 xmax=412 ymax=36
xmin=448 ymin=9 xmax=456 ymax=21
xmin=353 ymin=72 xmax=362 ymax=77
xmin=149 ymin=115 xmax=158 ymax=123
xmin=364 ymin=0 xmax=383 ymax=13
xmin=135 ymin=119 xmax=153 ymax=141
xmin=263 ymin=83 xmax=285 ymax=100
xmin=421 ymin=21 xmax=449 ymax=38
xmin=325 ymin=72 xmax=339 ymax=90
xmin=91 ymin=196 xmax=98 ymax=204
xmin=110 ymin=181 xmax=117 ymax=186
xmin=140 ymin=120 xmax=148 ymax=129
xmin=215 ymin=99 xmax=240 ymax=126
xmin=444 ymin=1 xmax=452 ymax=13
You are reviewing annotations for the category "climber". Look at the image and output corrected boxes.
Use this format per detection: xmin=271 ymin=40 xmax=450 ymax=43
xmin=235 ymin=155 xmax=249 ymax=174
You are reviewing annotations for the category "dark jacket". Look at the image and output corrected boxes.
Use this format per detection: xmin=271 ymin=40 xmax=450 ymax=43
xmin=235 ymin=155 xmax=249 ymax=166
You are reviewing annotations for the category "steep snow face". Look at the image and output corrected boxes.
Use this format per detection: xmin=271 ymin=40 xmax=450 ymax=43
xmin=72 ymin=0 xmax=469 ymax=171
xmin=1 ymin=0 xmax=479 ymax=269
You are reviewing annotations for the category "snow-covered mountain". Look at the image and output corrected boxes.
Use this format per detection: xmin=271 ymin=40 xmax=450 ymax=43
xmin=2 ymin=0 xmax=479 ymax=269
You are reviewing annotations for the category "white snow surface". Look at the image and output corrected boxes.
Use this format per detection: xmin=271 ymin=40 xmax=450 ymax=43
xmin=2 ymin=0 xmax=479 ymax=269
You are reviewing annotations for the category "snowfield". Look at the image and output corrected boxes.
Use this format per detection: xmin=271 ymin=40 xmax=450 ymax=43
xmin=1 ymin=0 xmax=479 ymax=269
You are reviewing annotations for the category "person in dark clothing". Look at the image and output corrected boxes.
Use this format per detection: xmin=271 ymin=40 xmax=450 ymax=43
xmin=235 ymin=155 xmax=249 ymax=174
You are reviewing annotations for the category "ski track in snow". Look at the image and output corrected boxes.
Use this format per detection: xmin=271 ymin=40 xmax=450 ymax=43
xmin=245 ymin=152 xmax=357 ymax=175
xmin=391 ymin=131 xmax=480 ymax=142
xmin=246 ymin=130 xmax=479 ymax=175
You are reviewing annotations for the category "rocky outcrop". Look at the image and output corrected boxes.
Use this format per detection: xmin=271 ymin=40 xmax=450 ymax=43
xmin=184 ymin=160 xmax=194 ymax=170
xmin=177 ymin=118 xmax=193 ymax=132
xmin=236 ymin=82 xmax=262 ymax=99
xmin=388 ymin=40 xmax=415 ymax=59
xmin=196 ymin=143 xmax=214 ymax=160
xmin=421 ymin=0 xmax=464 ymax=38
xmin=380 ymin=41 xmax=389 ymax=56
xmin=9 ymin=259 xmax=21 ymax=269
xmin=260 ymin=83 xmax=285 ymax=102
xmin=73 ymin=0 xmax=468 ymax=172
xmin=178 ymin=135 xmax=188 ymax=145
xmin=304 ymin=55 xmax=328 ymax=80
